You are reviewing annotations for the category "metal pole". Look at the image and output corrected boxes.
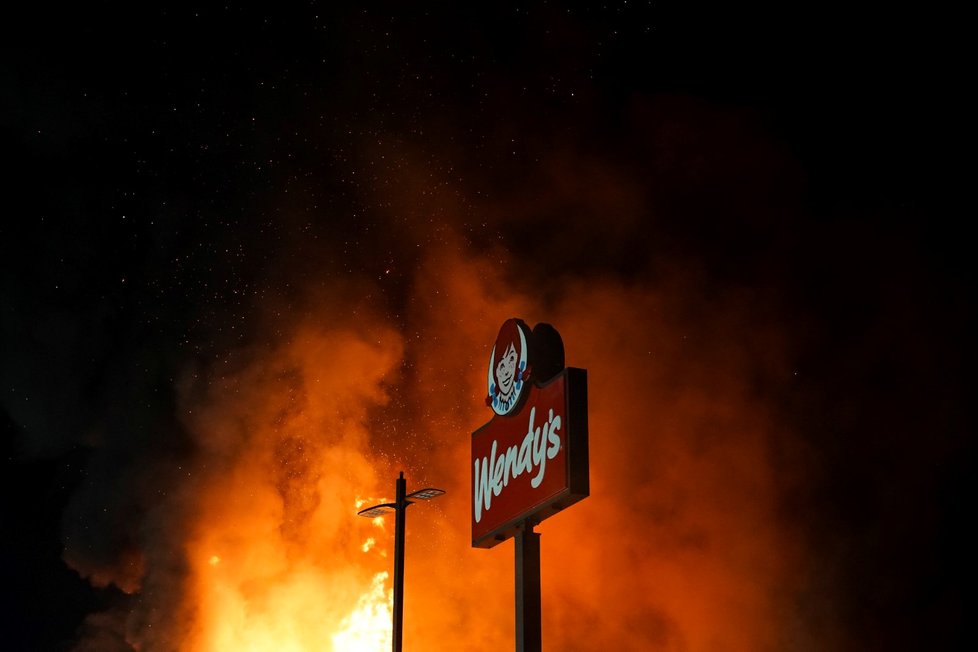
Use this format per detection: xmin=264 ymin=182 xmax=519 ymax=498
xmin=393 ymin=471 xmax=407 ymax=652
xmin=515 ymin=521 xmax=541 ymax=652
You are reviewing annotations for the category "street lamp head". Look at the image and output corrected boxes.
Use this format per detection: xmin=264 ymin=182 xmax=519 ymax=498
xmin=356 ymin=488 xmax=444 ymax=518
xmin=406 ymin=488 xmax=446 ymax=501
xmin=357 ymin=503 xmax=397 ymax=518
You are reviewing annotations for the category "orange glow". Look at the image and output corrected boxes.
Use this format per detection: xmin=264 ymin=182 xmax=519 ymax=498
xmin=109 ymin=218 xmax=808 ymax=650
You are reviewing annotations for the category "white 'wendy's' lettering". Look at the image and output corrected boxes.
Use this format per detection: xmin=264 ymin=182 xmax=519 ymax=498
xmin=473 ymin=406 xmax=562 ymax=523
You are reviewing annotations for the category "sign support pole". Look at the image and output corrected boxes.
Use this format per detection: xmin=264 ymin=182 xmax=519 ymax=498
xmin=515 ymin=521 xmax=542 ymax=652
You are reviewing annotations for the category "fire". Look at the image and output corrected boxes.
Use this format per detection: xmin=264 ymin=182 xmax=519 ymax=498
xmin=186 ymin=486 xmax=398 ymax=652
xmin=331 ymin=572 xmax=393 ymax=651
xmin=171 ymin=322 xmax=410 ymax=652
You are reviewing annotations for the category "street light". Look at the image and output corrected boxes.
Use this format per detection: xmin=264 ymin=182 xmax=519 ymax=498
xmin=358 ymin=471 xmax=445 ymax=652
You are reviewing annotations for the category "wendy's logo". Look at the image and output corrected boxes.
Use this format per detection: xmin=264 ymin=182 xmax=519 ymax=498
xmin=472 ymin=318 xmax=584 ymax=549
xmin=487 ymin=319 xmax=532 ymax=416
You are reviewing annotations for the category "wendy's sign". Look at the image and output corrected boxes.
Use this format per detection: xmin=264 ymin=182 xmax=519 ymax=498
xmin=472 ymin=319 xmax=589 ymax=548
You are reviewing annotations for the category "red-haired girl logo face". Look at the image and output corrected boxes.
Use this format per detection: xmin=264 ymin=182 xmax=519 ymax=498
xmin=487 ymin=319 xmax=530 ymax=416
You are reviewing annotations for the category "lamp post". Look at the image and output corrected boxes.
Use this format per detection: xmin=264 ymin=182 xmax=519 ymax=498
xmin=358 ymin=472 xmax=445 ymax=652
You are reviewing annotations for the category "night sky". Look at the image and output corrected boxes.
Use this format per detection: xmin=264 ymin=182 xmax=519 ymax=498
xmin=2 ymin=3 xmax=972 ymax=651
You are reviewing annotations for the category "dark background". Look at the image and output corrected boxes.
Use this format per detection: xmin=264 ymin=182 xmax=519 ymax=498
xmin=2 ymin=2 xmax=972 ymax=650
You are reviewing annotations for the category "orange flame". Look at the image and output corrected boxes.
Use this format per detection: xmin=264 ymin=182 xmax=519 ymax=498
xmin=331 ymin=571 xmax=393 ymax=651
xmin=175 ymin=321 xmax=411 ymax=651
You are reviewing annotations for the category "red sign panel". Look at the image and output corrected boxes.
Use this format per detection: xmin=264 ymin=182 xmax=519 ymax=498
xmin=472 ymin=368 xmax=589 ymax=548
